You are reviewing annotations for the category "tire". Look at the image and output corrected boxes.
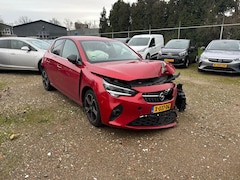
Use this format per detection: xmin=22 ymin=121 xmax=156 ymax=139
xmin=146 ymin=53 xmax=151 ymax=60
xmin=83 ymin=89 xmax=102 ymax=127
xmin=184 ymin=57 xmax=190 ymax=68
xmin=38 ymin=60 xmax=43 ymax=73
xmin=41 ymin=68 xmax=54 ymax=91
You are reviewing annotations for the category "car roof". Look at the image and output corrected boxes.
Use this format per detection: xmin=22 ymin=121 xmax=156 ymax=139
xmin=56 ymin=36 xmax=116 ymax=41
xmin=0 ymin=37 xmax=38 ymax=41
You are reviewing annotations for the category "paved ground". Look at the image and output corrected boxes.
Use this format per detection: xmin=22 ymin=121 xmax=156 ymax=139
xmin=0 ymin=66 xmax=240 ymax=179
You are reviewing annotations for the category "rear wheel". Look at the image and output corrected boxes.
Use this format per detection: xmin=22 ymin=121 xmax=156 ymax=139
xmin=42 ymin=68 xmax=54 ymax=91
xmin=83 ymin=90 xmax=102 ymax=127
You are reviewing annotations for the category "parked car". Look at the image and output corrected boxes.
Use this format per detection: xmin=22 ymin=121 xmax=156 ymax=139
xmin=0 ymin=37 xmax=50 ymax=71
xmin=198 ymin=39 xmax=240 ymax=73
xmin=127 ymin=34 xmax=164 ymax=59
xmin=157 ymin=39 xmax=198 ymax=68
xmin=41 ymin=36 xmax=186 ymax=130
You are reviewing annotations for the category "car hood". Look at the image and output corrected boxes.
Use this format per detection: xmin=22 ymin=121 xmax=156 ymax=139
xmin=87 ymin=60 xmax=173 ymax=81
xmin=161 ymin=48 xmax=186 ymax=54
xmin=202 ymin=50 xmax=240 ymax=59
xmin=129 ymin=46 xmax=146 ymax=52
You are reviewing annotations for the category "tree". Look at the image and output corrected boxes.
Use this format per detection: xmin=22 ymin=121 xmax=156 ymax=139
xmin=16 ymin=16 xmax=32 ymax=25
xmin=64 ymin=18 xmax=73 ymax=30
xmin=109 ymin=0 xmax=131 ymax=36
xmin=99 ymin=7 xmax=109 ymax=35
xmin=49 ymin=18 xmax=61 ymax=25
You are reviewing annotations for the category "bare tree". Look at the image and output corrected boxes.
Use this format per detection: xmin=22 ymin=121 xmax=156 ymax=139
xmin=64 ymin=18 xmax=73 ymax=30
xmin=17 ymin=16 xmax=32 ymax=24
xmin=49 ymin=18 xmax=61 ymax=25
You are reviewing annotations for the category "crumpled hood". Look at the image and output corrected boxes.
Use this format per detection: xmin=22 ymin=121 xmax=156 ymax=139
xmin=202 ymin=50 xmax=240 ymax=59
xmin=87 ymin=60 xmax=173 ymax=81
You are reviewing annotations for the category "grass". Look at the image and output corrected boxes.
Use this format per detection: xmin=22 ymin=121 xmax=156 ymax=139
xmin=176 ymin=63 xmax=240 ymax=86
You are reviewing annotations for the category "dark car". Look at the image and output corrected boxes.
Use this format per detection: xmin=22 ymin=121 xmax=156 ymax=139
xmin=198 ymin=39 xmax=240 ymax=73
xmin=41 ymin=36 xmax=186 ymax=130
xmin=157 ymin=39 xmax=198 ymax=68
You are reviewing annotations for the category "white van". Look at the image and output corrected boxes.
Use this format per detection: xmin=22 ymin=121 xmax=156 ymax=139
xmin=127 ymin=34 xmax=164 ymax=59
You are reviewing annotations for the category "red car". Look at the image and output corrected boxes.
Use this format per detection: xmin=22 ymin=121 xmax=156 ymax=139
xmin=41 ymin=36 xmax=186 ymax=130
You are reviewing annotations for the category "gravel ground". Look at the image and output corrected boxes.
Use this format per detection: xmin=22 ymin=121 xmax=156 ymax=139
xmin=0 ymin=67 xmax=240 ymax=180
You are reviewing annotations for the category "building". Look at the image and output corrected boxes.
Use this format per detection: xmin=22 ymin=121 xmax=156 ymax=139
xmin=67 ymin=28 xmax=99 ymax=36
xmin=13 ymin=20 xmax=67 ymax=39
xmin=0 ymin=23 xmax=14 ymax=37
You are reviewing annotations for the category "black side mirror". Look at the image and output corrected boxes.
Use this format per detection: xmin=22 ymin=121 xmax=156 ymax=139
xmin=67 ymin=54 xmax=82 ymax=65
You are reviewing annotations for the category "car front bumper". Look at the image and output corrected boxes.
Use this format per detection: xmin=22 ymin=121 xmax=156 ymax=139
xmin=158 ymin=56 xmax=186 ymax=67
xmin=198 ymin=60 xmax=240 ymax=73
xmin=97 ymin=83 xmax=179 ymax=130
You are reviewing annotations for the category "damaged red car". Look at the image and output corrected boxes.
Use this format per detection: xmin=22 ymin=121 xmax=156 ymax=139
xmin=41 ymin=36 xmax=186 ymax=130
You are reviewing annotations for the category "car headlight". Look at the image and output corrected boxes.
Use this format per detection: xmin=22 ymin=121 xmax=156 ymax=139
xmin=199 ymin=55 xmax=208 ymax=62
xmin=179 ymin=51 xmax=187 ymax=56
xmin=233 ymin=58 xmax=240 ymax=61
xmin=103 ymin=78 xmax=137 ymax=97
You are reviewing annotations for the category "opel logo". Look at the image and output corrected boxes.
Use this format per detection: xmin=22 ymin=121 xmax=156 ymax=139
xmin=159 ymin=92 xmax=165 ymax=101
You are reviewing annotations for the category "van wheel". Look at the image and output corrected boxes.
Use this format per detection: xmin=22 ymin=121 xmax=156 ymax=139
xmin=184 ymin=58 xmax=190 ymax=68
xmin=146 ymin=54 xmax=151 ymax=59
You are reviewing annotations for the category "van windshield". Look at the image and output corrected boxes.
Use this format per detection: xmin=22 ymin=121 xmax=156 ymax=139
xmin=128 ymin=37 xmax=150 ymax=46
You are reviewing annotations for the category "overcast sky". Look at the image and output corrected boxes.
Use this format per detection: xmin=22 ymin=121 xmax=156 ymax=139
xmin=0 ymin=0 xmax=137 ymax=26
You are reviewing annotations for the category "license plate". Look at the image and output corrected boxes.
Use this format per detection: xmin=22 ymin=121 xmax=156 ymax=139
xmin=164 ymin=58 xmax=174 ymax=62
xmin=213 ymin=63 xmax=227 ymax=68
xmin=151 ymin=103 xmax=171 ymax=113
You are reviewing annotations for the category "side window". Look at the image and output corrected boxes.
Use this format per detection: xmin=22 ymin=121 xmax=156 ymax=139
xmin=11 ymin=40 xmax=29 ymax=50
xmin=62 ymin=40 xmax=79 ymax=60
xmin=0 ymin=40 xmax=10 ymax=48
xmin=149 ymin=38 xmax=155 ymax=47
xmin=51 ymin=39 xmax=65 ymax=56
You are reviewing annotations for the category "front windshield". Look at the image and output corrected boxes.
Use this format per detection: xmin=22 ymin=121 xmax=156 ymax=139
xmin=81 ymin=40 xmax=141 ymax=63
xmin=27 ymin=39 xmax=50 ymax=50
xmin=207 ymin=40 xmax=240 ymax=51
xmin=128 ymin=37 xmax=150 ymax=46
xmin=165 ymin=40 xmax=189 ymax=49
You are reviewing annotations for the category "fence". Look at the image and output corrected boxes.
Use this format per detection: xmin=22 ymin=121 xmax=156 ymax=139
xmin=99 ymin=23 xmax=240 ymax=47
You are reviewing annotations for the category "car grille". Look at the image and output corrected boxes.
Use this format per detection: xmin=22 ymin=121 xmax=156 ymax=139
xmin=142 ymin=89 xmax=173 ymax=103
xmin=127 ymin=110 xmax=177 ymax=126
xmin=209 ymin=58 xmax=233 ymax=63
xmin=162 ymin=53 xmax=179 ymax=56
xmin=204 ymin=66 xmax=234 ymax=72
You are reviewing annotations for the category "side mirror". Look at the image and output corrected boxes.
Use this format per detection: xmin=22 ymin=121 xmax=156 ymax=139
xmin=67 ymin=54 xmax=82 ymax=65
xmin=21 ymin=46 xmax=30 ymax=51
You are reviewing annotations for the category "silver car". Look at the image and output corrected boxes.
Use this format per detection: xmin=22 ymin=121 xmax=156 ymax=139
xmin=198 ymin=39 xmax=240 ymax=73
xmin=0 ymin=37 xmax=50 ymax=71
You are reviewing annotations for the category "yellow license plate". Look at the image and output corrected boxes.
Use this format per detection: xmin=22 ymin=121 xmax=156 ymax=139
xmin=213 ymin=63 xmax=227 ymax=68
xmin=152 ymin=103 xmax=171 ymax=113
xmin=164 ymin=58 xmax=174 ymax=62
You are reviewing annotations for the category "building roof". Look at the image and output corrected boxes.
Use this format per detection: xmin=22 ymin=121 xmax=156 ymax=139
xmin=13 ymin=20 xmax=66 ymax=29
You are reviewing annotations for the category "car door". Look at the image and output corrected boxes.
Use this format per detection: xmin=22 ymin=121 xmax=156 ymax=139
xmin=46 ymin=39 xmax=66 ymax=88
xmin=0 ymin=39 xmax=11 ymax=68
xmin=56 ymin=39 xmax=81 ymax=101
xmin=149 ymin=38 xmax=157 ymax=58
xmin=188 ymin=41 xmax=197 ymax=63
xmin=9 ymin=40 xmax=38 ymax=70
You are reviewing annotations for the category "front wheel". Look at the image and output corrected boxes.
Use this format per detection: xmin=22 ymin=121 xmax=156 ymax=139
xmin=42 ymin=68 xmax=54 ymax=91
xmin=83 ymin=90 xmax=102 ymax=127
xmin=184 ymin=58 xmax=190 ymax=68
xmin=146 ymin=53 xmax=151 ymax=60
